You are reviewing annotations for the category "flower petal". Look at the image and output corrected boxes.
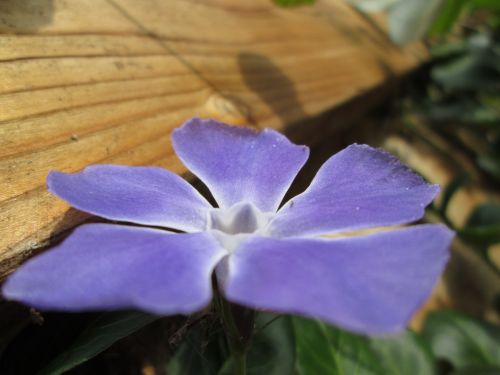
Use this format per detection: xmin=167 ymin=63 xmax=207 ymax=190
xmin=48 ymin=165 xmax=212 ymax=232
xmin=269 ymin=144 xmax=439 ymax=237
xmin=3 ymin=224 xmax=226 ymax=314
xmin=172 ymin=118 xmax=309 ymax=212
xmin=223 ymin=225 xmax=453 ymax=334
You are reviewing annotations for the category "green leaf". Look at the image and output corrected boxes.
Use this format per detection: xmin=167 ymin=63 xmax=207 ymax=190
xmin=271 ymin=0 xmax=315 ymax=6
xmin=477 ymin=155 xmax=500 ymax=182
xmin=460 ymin=224 xmax=500 ymax=248
xmin=370 ymin=331 xmax=436 ymax=375
xmin=460 ymin=203 xmax=500 ymax=247
xmin=431 ymin=34 xmax=500 ymax=91
xmin=422 ymin=310 xmax=500 ymax=369
xmin=169 ymin=313 xmax=295 ymax=375
xmin=451 ymin=366 xmax=500 ymax=375
xmin=423 ymin=98 xmax=500 ymax=126
xmin=467 ymin=203 xmax=500 ymax=227
xmin=470 ymin=0 xmax=500 ymax=11
xmin=219 ymin=314 xmax=295 ymax=375
xmin=430 ymin=0 xmax=468 ymax=35
xmin=246 ymin=314 xmax=295 ymax=375
xmin=167 ymin=319 xmax=225 ymax=375
xmin=38 ymin=311 xmax=157 ymax=375
xmin=431 ymin=39 xmax=468 ymax=59
xmin=293 ymin=317 xmax=380 ymax=375
xmin=293 ymin=317 xmax=434 ymax=375
xmin=388 ymin=0 xmax=445 ymax=44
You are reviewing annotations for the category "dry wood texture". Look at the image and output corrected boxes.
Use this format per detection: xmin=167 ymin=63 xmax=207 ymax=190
xmin=0 ymin=0 xmax=426 ymax=277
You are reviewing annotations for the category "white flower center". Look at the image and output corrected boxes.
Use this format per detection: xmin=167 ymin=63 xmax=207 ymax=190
xmin=208 ymin=202 xmax=273 ymax=252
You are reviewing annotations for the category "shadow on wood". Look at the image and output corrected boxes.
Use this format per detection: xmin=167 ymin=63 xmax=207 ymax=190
xmin=238 ymin=52 xmax=307 ymax=125
xmin=0 ymin=0 xmax=54 ymax=32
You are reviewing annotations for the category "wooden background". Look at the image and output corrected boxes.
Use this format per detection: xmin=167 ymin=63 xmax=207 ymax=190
xmin=0 ymin=0 xmax=427 ymax=277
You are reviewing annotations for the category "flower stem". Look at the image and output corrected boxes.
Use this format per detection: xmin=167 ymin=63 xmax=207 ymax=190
xmin=216 ymin=296 xmax=252 ymax=375
xmin=232 ymin=351 xmax=247 ymax=375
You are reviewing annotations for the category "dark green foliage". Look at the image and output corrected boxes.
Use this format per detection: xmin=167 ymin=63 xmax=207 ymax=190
xmin=293 ymin=317 xmax=381 ymax=375
xmin=168 ymin=313 xmax=295 ymax=375
xmin=38 ymin=311 xmax=157 ymax=375
xmin=272 ymin=0 xmax=315 ymax=6
xmin=423 ymin=310 xmax=500 ymax=372
xmin=244 ymin=314 xmax=295 ymax=375
xmin=349 ymin=0 xmax=500 ymax=43
xmin=0 ymin=310 xmax=157 ymax=375
xmin=432 ymin=34 xmax=500 ymax=92
xmin=6 ymin=309 xmax=500 ymax=375
xmin=0 ymin=312 xmax=98 ymax=375
xmin=430 ymin=0 xmax=469 ymax=35
xmin=461 ymin=203 xmax=500 ymax=248
xmin=293 ymin=317 xmax=435 ymax=375
xmin=167 ymin=317 xmax=226 ymax=375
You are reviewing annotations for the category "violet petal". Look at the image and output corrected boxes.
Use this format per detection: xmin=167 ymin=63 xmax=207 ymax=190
xmin=3 ymin=224 xmax=226 ymax=314
xmin=48 ymin=165 xmax=212 ymax=232
xmin=172 ymin=118 xmax=309 ymax=212
xmin=269 ymin=144 xmax=439 ymax=237
xmin=223 ymin=224 xmax=453 ymax=334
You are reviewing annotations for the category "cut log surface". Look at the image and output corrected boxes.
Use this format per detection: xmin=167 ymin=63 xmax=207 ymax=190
xmin=0 ymin=0 xmax=426 ymax=277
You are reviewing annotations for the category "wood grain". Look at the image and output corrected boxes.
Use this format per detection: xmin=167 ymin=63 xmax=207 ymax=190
xmin=0 ymin=0 xmax=426 ymax=277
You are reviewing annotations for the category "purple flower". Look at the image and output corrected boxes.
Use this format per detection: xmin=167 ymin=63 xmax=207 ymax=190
xmin=2 ymin=118 xmax=453 ymax=334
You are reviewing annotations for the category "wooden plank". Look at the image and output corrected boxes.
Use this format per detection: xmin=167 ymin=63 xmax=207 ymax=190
xmin=0 ymin=0 xmax=137 ymax=34
xmin=0 ymin=0 xmax=425 ymax=277
xmin=114 ymin=0 xmax=427 ymax=126
xmin=0 ymin=35 xmax=164 ymax=61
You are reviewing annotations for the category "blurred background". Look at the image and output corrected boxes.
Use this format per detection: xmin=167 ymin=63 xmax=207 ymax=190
xmin=0 ymin=0 xmax=498 ymax=374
